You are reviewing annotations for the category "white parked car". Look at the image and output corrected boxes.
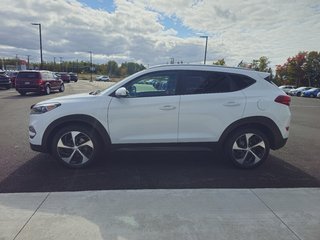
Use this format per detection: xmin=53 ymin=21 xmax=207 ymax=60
xmin=95 ymin=75 xmax=110 ymax=81
xmin=279 ymin=85 xmax=296 ymax=94
xmin=29 ymin=65 xmax=291 ymax=169
xmin=288 ymin=86 xmax=312 ymax=96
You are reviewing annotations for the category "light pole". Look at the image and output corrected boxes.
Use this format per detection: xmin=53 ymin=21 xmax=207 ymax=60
xmin=26 ymin=55 xmax=30 ymax=70
xmin=200 ymin=35 xmax=208 ymax=64
xmin=31 ymin=23 xmax=43 ymax=70
xmin=89 ymin=51 xmax=93 ymax=82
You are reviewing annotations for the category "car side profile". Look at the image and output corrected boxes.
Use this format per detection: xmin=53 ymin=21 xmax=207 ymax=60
xmin=16 ymin=70 xmax=65 ymax=95
xmin=288 ymin=86 xmax=312 ymax=96
xmin=0 ymin=71 xmax=11 ymax=89
xmin=29 ymin=65 xmax=291 ymax=169
xmin=279 ymin=85 xmax=295 ymax=94
xmin=301 ymin=87 xmax=320 ymax=98
xmin=96 ymin=75 xmax=110 ymax=81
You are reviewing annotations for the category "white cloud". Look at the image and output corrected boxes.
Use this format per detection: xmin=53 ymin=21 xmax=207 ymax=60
xmin=0 ymin=0 xmax=319 ymax=68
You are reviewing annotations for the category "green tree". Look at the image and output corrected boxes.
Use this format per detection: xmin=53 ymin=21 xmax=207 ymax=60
xmin=107 ymin=60 xmax=119 ymax=76
xmin=251 ymin=56 xmax=270 ymax=72
xmin=213 ymin=58 xmax=226 ymax=66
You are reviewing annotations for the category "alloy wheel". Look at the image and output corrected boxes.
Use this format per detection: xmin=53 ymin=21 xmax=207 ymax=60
xmin=231 ymin=133 xmax=266 ymax=167
xmin=56 ymin=131 xmax=94 ymax=166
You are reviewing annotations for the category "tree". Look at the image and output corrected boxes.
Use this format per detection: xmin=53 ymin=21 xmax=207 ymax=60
xmin=250 ymin=56 xmax=270 ymax=72
xmin=213 ymin=58 xmax=225 ymax=66
xmin=106 ymin=60 xmax=119 ymax=76
xmin=274 ymin=51 xmax=320 ymax=87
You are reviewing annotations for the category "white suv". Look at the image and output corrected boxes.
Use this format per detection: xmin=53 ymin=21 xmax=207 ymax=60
xmin=29 ymin=65 xmax=291 ymax=169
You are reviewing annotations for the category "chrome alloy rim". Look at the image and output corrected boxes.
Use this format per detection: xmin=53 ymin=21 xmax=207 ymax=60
xmin=232 ymin=133 xmax=266 ymax=166
xmin=57 ymin=131 xmax=94 ymax=165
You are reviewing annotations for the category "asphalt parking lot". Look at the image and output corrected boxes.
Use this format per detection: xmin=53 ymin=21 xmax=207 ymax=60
xmin=0 ymin=81 xmax=319 ymax=193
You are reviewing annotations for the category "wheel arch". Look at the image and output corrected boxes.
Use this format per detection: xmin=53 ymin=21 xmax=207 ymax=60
xmin=42 ymin=114 xmax=111 ymax=153
xmin=219 ymin=116 xmax=285 ymax=150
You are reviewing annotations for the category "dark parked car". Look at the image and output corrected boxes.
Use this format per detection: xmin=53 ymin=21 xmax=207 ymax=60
xmin=15 ymin=70 xmax=65 ymax=95
xmin=6 ymin=71 xmax=18 ymax=87
xmin=58 ymin=72 xmax=71 ymax=83
xmin=0 ymin=71 xmax=11 ymax=89
xmin=68 ymin=72 xmax=78 ymax=82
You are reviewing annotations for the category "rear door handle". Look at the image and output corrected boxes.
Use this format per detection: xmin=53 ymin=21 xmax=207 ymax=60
xmin=160 ymin=105 xmax=176 ymax=111
xmin=223 ymin=101 xmax=241 ymax=107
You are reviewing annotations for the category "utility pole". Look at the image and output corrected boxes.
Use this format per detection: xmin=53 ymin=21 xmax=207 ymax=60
xmin=26 ymin=55 xmax=30 ymax=70
xmin=89 ymin=51 xmax=93 ymax=82
xmin=200 ymin=35 xmax=208 ymax=64
xmin=59 ymin=57 xmax=63 ymax=72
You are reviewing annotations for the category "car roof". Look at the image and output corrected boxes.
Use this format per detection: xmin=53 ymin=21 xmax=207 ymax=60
xmin=147 ymin=64 xmax=271 ymax=79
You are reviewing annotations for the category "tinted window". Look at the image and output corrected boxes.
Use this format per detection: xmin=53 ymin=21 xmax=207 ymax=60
xmin=17 ymin=72 xmax=40 ymax=79
xmin=124 ymin=71 xmax=177 ymax=98
xmin=228 ymin=73 xmax=256 ymax=90
xmin=180 ymin=71 xmax=232 ymax=94
xmin=180 ymin=71 xmax=256 ymax=95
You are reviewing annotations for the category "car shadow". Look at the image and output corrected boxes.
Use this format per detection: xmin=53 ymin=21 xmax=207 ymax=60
xmin=0 ymin=150 xmax=319 ymax=193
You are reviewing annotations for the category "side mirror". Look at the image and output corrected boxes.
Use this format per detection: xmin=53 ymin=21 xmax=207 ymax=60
xmin=115 ymin=87 xmax=128 ymax=97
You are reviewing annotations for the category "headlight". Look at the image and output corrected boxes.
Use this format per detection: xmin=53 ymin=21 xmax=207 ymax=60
xmin=30 ymin=103 xmax=61 ymax=114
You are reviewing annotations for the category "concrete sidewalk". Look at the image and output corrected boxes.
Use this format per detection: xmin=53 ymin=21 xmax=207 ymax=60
xmin=0 ymin=188 xmax=319 ymax=240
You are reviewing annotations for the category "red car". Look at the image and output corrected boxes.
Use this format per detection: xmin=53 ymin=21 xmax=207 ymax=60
xmin=15 ymin=70 xmax=65 ymax=95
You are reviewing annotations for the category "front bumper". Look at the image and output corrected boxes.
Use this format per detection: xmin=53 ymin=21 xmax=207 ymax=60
xmin=30 ymin=143 xmax=48 ymax=153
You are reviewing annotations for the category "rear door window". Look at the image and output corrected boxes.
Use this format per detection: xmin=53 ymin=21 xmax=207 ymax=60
xmin=179 ymin=71 xmax=233 ymax=94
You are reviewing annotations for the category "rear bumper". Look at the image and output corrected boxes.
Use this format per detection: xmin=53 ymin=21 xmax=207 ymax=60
xmin=271 ymin=137 xmax=288 ymax=150
xmin=0 ymin=82 xmax=11 ymax=87
xmin=16 ymin=85 xmax=44 ymax=92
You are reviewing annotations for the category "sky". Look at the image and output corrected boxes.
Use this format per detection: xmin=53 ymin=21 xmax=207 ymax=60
xmin=0 ymin=0 xmax=320 ymax=68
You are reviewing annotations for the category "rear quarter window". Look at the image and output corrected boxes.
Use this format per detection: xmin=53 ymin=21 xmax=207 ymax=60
xmin=228 ymin=73 xmax=256 ymax=91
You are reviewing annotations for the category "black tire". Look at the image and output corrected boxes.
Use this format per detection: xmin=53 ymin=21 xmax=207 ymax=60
xmin=59 ymin=83 xmax=65 ymax=92
xmin=19 ymin=91 xmax=26 ymax=96
xmin=224 ymin=128 xmax=270 ymax=169
xmin=297 ymin=92 xmax=301 ymax=97
xmin=44 ymin=85 xmax=51 ymax=95
xmin=6 ymin=85 xmax=10 ymax=90
xmin=51 ymin=125 xmax=101 ymax=168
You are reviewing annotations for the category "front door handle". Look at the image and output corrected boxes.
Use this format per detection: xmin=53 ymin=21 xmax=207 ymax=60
xmin=160 ymin=105 xmax=176 ymax=111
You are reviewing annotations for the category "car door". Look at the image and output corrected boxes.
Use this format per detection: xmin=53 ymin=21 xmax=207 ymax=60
xmin=178 ymin=70 xmax=247 ymax=143
xmin=108 ymin=71 xmax=180 ymax=144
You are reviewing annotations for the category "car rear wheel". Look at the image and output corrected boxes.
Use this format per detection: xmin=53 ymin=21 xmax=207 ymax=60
xmin=224 ymin=128 xmax=270 ymax=169
xmin=18 ymin=91 xmax=26 ymax=96
xmin=51 ymin=125 xmax=101 ymax=168
xmin=45 ymin=85 xmax=51 ymax=95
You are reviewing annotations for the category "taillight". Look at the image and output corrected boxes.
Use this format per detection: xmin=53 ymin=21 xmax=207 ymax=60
xmin=37 ymin=79 xmax=44 ymax=85
xmin=274 ymin=95 xmax=291 ymax=106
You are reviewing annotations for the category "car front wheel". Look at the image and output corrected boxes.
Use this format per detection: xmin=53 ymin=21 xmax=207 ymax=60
xmin=59 ymin=83 xmax=65 ymax=92
xmin=51 ymin=125 xmax=101 ymax=168
xmin=44 ymin=85 xmax=51 ymax=95
xmin=225 ymin=128 xmax=270 ymax=169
